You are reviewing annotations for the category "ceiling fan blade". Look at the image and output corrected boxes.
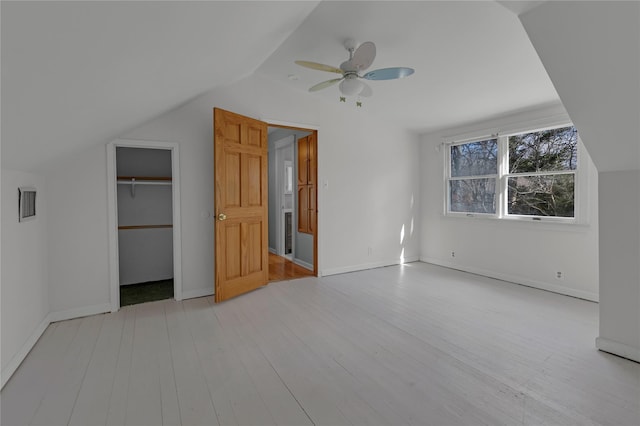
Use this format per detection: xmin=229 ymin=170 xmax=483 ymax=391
xmin=351 ymin=41 xmax=376 ymax=71
xmin=309 ymin=78 xmax=343 ymax=92
xmin=362 ymin=67 xmax=415 ymax=80
xmin=295 ymin=60 xmax=344 ymax=75
xmin=359 ymin=81 xmax=373 ymax=97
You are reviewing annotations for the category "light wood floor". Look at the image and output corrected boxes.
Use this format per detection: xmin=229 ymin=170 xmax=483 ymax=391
xmin=269 ymin=253 xmax=314 ymax=282
xmin=2 ymin=262 xmax=639 ymax=426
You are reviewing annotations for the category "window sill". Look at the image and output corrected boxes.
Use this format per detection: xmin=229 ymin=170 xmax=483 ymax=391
xmin=441 ymin=213 xmax=592 ymax=232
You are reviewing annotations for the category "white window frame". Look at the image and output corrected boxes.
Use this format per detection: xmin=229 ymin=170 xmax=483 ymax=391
xmin=446 ymin=136 xmax=499 ymax=218
xmin=444 ymin=123 xmax=588 ymax=224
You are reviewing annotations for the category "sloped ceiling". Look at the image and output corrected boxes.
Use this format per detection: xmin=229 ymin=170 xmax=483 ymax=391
xmin=1 ymin=1 xmax=561 ymax=172
xmin=1 ymin=0 xmax=319 ymax=171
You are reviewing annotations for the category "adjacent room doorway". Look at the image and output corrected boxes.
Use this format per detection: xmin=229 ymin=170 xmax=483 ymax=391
xmin=266 ymin=125 xmax=318 ymax=282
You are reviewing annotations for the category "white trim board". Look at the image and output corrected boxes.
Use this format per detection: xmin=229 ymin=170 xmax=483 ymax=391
xmin=293 ymin=258 xmax=314 ymax=271
xmin=106 ymin=139 xmax=183 ymax=312
xmin=181 ymin=288 xmax=214 ymax=300
xmin=321 ymin=256 xmax=420 ymax=277
xmin=421 ymin=257 xmax=599 ymax=302
xmin=596 ymin=337 xmax=640 ymax=363
xmin=48 ymin=303 xmax=112 ymax=323
xmin=1 ymin=316 xmax=50 ymax=389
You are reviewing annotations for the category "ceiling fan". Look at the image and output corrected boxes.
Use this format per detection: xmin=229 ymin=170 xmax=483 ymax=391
xmin=295 ymin=39 xmax=414 ymax=101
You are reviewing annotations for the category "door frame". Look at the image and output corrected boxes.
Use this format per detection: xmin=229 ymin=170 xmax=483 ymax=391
xmin=106 ymin=139 xmax=183 ymax=312
xmin=264 ymin=119 xmax=320 ymax=276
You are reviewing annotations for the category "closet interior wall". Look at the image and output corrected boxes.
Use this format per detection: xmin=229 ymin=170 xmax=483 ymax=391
xmin=116 ymin=147 xmax=173 ymax=286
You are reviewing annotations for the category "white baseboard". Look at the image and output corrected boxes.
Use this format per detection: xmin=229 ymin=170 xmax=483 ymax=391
xmin=1 ymin=315 xmax=50 ymax=389
xmin=269 ymin=247 xmax=276 ymax=254
xmin=293 ymin=258 xmax=314 ymax=271
xmin=321 ymin=256 xmax=420 ymax=277
xmin=421 ymin=257 xmax=599 ymax=302
xmin=181 ymin=287 xmax=214 ymax=300
xmin=49 ymin=303 xmax=112 ymax=323
xmin=596 ymin=337 xmax=640 ymax=363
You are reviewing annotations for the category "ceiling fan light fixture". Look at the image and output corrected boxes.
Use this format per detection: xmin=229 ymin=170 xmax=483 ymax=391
xmin=339 ymin=77 xmax=364 ymax=96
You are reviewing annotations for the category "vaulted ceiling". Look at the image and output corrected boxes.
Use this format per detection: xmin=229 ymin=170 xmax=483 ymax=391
xmin=1 ymin=1 xmax=560 ymax=172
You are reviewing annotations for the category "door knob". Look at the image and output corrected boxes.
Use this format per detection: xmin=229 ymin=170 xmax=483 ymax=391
xmin=218 ymin=213 xmax=227 ymax=221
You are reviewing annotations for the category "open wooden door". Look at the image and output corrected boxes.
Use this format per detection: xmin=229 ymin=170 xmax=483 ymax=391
xmin=214 ymin=108 xmax=269 ymax=302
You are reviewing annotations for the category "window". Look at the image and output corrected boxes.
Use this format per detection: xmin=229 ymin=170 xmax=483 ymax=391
xmin=448 ymin=139 xmax=498 ymax=214
xmin=446 ymin=125 xmax=579 ymax=221
xmin=507 ymin=126 xmax=577 ymax=218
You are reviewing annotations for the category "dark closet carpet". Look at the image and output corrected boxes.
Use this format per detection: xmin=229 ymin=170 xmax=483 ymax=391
xmin=120 ymin=279 xmax=174 ymax=306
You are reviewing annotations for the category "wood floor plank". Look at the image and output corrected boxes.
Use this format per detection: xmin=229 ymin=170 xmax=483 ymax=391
xmin=105 ymin=305 xmax=135 ymax=426
xmin=164 ymin=299 xmax=219 ymax=426
xmin=1 ymin=262 xmax=638 ymax=426
xmin=29 ymin=314 xmax=104 ymax=426
xmin=68 ymin=309 xmax=127 ymax=426
xmin=184 ymin=297 xmax=276 ymax=426
xmin=123 ymin=302 xmax=165 ymax=426
xmin=236 ymin=289 xmax=393 ymax=426
xmin=210 ymin=297 xmax=313 ymax=426
xmin=0 ymin=322 xmax=71 ymax=426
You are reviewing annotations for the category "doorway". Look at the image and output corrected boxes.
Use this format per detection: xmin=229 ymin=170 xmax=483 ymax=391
xmin=213 ymin=109 xmax=317 ymax=302
xmin=106 ymin=140 xmax=182 ymax=311
xmin=267 ymin=125 xmax=318 ymax=282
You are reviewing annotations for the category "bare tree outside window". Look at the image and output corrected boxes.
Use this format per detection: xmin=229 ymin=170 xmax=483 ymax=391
xmin=449 ymin=139 xmax=497 ymax=214
xmin=507 ymin=126 xmax=577 ymax=217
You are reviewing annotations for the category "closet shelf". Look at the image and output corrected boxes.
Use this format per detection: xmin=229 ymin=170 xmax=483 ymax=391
xmin=118 ymin=176 xmax=172 ymax=181
xmin=117 ymin=176 xmax=172 ymax=196
xmin=117 ymin=176 xmax=172 ymax=186
xmin=118 ymin=224 xmax=173 ymax=230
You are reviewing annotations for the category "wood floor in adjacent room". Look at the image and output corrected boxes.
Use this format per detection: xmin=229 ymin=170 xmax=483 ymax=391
xmin=2 ymin=262 xmax=639 ymax=426
xmin=269 ymin=252 xmax=314 ymax=282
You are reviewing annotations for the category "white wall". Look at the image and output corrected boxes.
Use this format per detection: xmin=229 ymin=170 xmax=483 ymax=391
xmin=1 ymin=169 xmax=49 ymax=386
xmin=420 ymin=104 xmax=600 ymax=301
xmin=38 ymin=72 xmax=420 ymax=317
xmin=124 ymin=72 xmax=421 ymax=278
xmin=519 ymin=0 xmax=640 ymax=362
xmin=45 ymin=147 xmax=111 ymax=315
xmin=597 ymin=171 xmax=640 ymax=358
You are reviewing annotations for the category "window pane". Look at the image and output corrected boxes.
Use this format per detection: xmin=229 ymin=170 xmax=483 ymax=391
xmin=449 ymin=178 xmax=496 ymax=213
xmin=507 ymin=174 xmax=574 ymax=217
xmin=509 ymin=126 xmax=577 ymax=173
xmin=451 ymin=139 xmax=498 ymax=177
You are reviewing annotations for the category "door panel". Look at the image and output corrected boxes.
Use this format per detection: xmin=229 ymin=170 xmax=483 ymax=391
xmin=298 ymin=186 xmax=308 ymax=232
xmin=214 ymin=108 xmax=269 ymax=302
xmin=298 ymin=135 xmax=308 ymax=185
xmin=246 ymin=154 xmax=263 ymax=206
xmin=225 ymin=152 xmax=241 ymax=207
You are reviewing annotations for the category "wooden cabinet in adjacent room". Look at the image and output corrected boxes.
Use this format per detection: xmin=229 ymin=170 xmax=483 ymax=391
xmin=297 ymin=134 xmax=317 ymax=235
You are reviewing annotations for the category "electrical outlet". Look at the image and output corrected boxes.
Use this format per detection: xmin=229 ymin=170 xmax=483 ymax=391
xmin=451 ymin=251 xmax=455 ymax=258
xmin=556 ymin=271 xmax=564 ymax=280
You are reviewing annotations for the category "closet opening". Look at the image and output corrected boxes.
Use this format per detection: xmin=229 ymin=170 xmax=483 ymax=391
xmin=107 ymin=140 xmax=182 ymax=311
xmin=116 ymin=147 xmax=173 ymax=305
